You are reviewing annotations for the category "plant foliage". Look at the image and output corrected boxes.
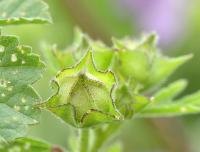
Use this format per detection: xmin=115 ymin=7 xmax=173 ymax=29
xmin=1 ymin=0 xmax=200 ymax=151
xmin=0 ymin=34 xmax=44 ymax=142
xmin=0 ymin=0 xmax=52 ymax=26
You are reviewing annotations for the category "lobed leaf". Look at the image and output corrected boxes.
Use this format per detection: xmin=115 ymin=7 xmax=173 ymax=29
xmin=0 ymin=0 xmax=52 ymax=26
xmin=0 ymin=34 xmax=44 ymax=142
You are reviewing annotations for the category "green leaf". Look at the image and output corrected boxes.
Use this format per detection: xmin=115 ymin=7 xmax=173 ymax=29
xmin=0 ymin=0 xmax=52 ymax=26
xmin=137 ymin=80 xmax=200 ymax=117
xmin=0 ymin=138 xmax=52 ymax=152
xmin=42 ymin=50 xmax=122 ymax=128
xmin=152 ymin=79 xmax=188 ymax=103
xmin=0 ymin=34 xmax=45 ymax=142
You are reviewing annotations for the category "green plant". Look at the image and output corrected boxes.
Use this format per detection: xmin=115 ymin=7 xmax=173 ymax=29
xmin=0 ymin=0 xmax=200 ymax=152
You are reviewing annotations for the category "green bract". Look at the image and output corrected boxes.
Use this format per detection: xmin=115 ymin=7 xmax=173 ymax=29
xmin=43 ymin=29 xmax=193 ymax=119
xmin=42 ymin=28 xmax=91 ymax=74
xmin=115 ymin=84 xmax=150 ymax=118
xmin=137 ymin=80 xmax=200 ymax=117
xmin=111 ymin=34 xmax=192 ymax=90
xmin=43 ymin=30 xmax=191 ymax=90
xmin=0 ymin=34 xmax=44 ymax=142
xmin=42 ymin=50 xmax=122 ymax=128
xmin=0 ymin=0 xmax=52 ymax=26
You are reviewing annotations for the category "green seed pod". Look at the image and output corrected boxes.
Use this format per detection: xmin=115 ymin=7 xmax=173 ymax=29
xmin=43 ymin=50 xmax=122 ymax=128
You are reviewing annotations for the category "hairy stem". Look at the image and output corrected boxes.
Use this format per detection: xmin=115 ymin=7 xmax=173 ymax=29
xmin=79 ymin=129 xmax=89 ymax=152
xmin=90 ymin=123 xmax=121 ymax=152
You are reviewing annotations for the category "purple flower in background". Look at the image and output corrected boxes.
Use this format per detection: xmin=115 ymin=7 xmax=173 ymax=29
xmin=118 ymin=0 xmax=188 ymax=47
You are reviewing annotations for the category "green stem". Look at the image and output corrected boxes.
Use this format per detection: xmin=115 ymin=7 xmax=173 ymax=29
xmin=79 ymin=129 xmax=89 ymax=152
xmin=90 ymin=123 xmax=121 ymax=152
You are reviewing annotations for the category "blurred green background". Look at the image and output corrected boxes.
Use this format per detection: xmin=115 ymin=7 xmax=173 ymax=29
xmin=2 ymin=0 xmax=200 ymax=151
